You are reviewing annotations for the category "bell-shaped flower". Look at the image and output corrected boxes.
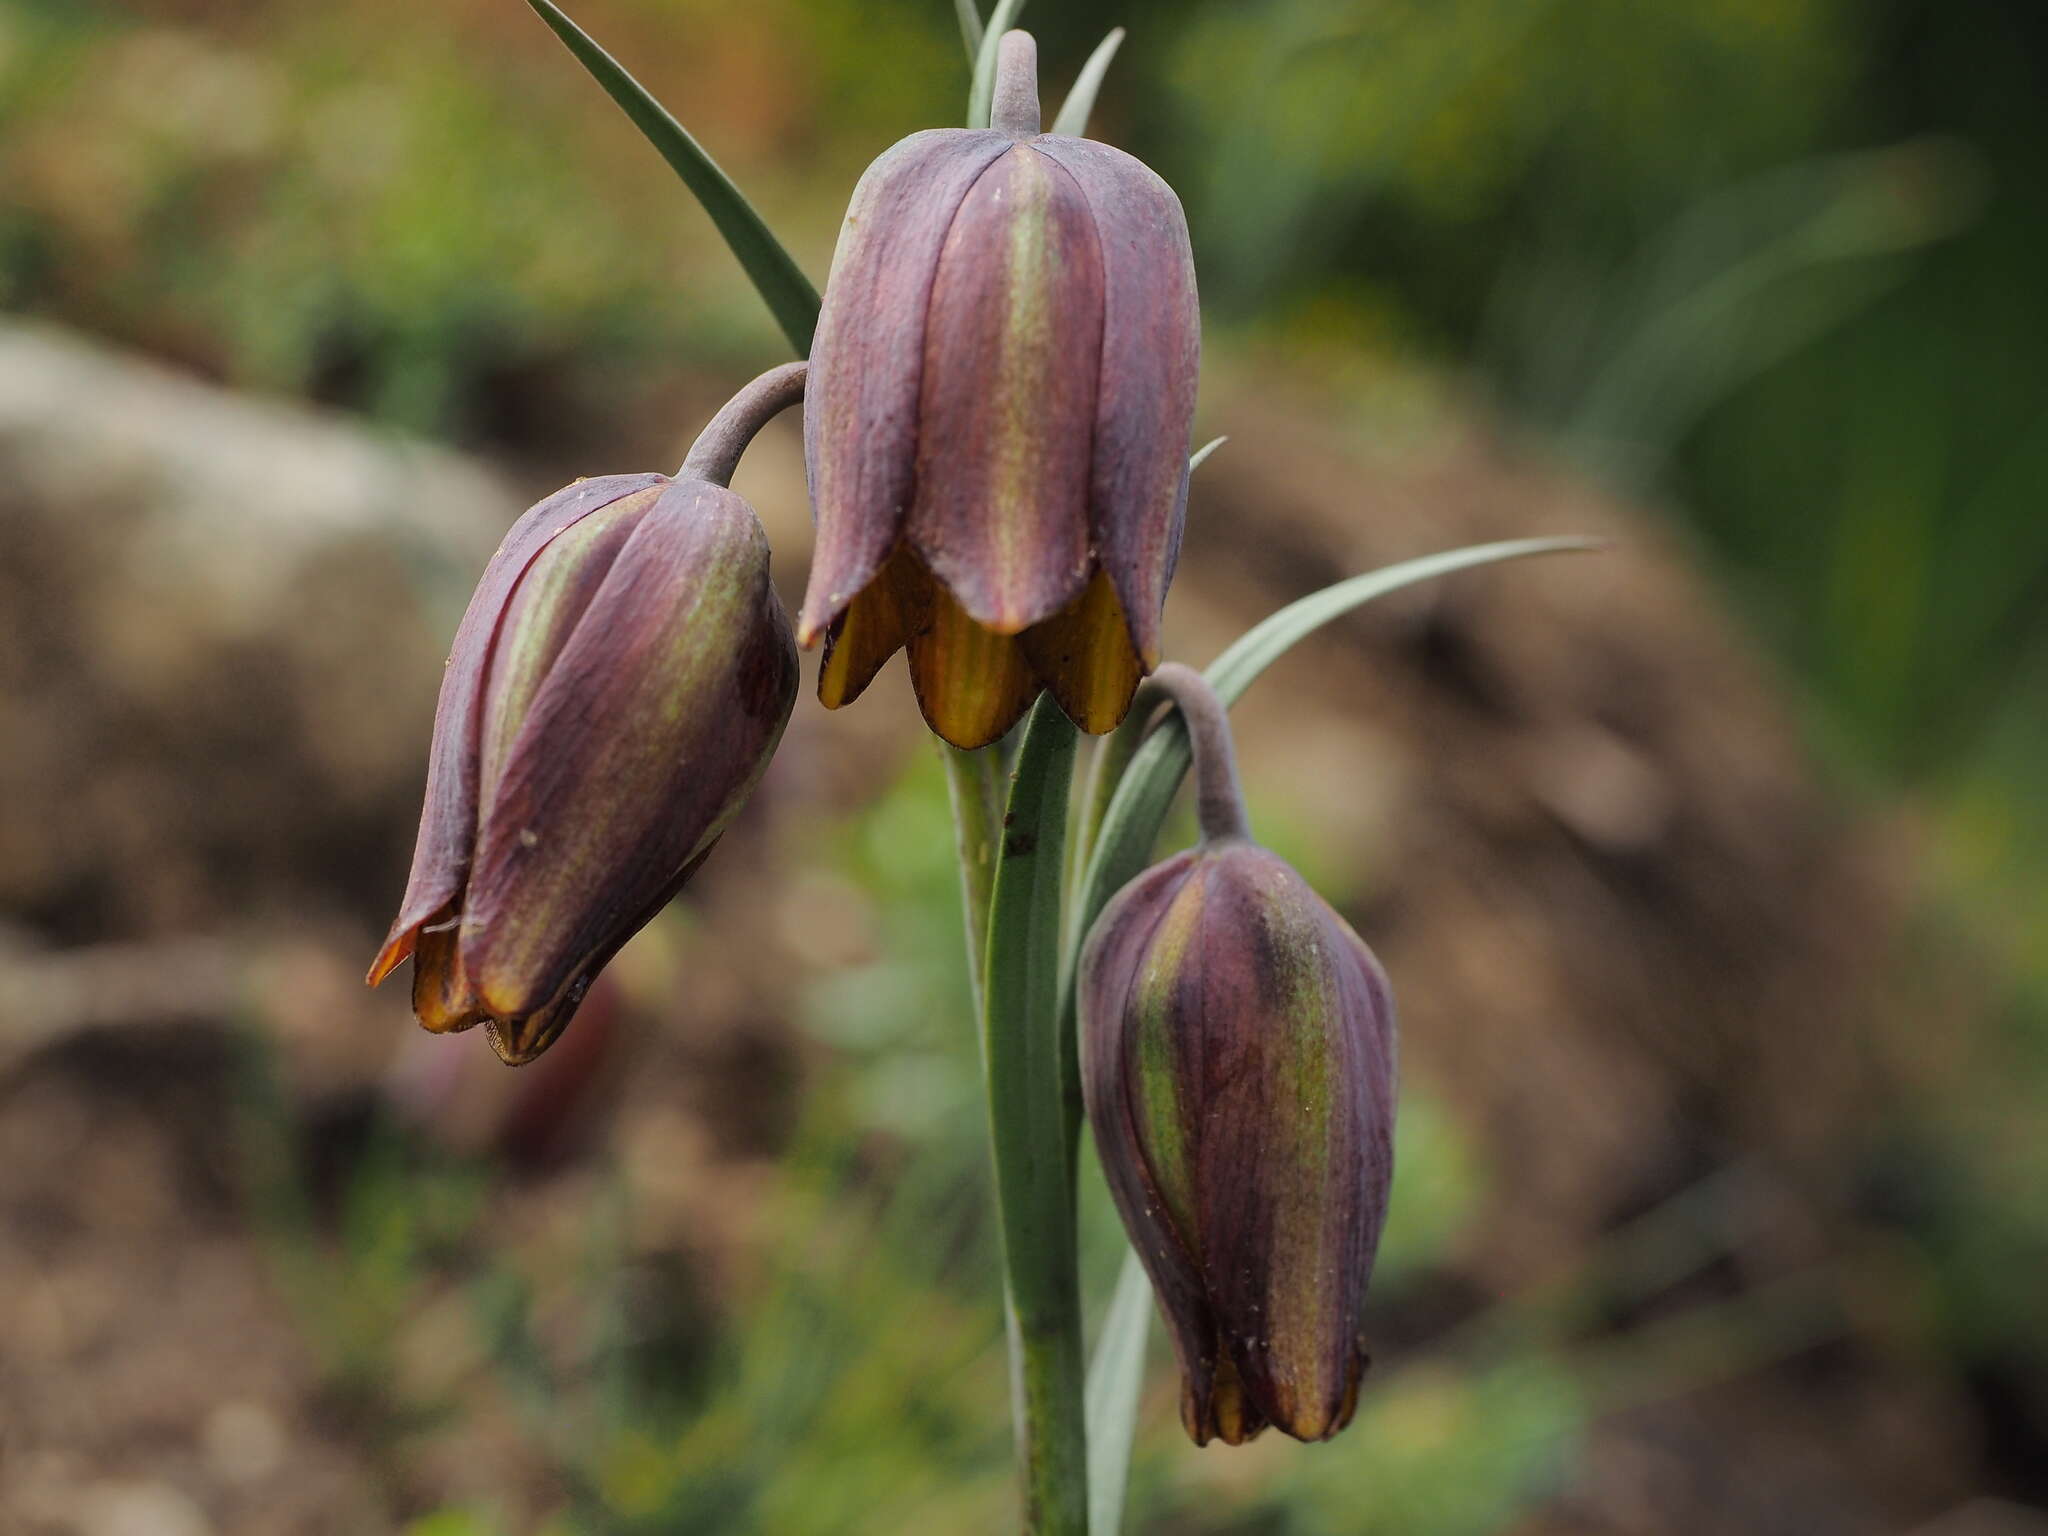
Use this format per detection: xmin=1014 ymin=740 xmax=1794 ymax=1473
xmin=801 ymin=32 xmax=1200 ymax=748
xmin=368 ymin=472 xmax=797 ymax=1064
xmin=1079 ymin=667 xmax=1396 ymax=1444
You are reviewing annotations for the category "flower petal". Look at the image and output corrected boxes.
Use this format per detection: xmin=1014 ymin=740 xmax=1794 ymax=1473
xmin=1033 ymin=136 xmax=1199 ymax=667
xmin=907 ymin=143 xmax=1101 ymax=634
xmin=477 ymin=486 xmax=663 ymax=811
xmin=409 ymin=910 xmax=488 ymax=1033
xmin=1019 ymin=566 xmax=1145 ymax=734
xmin=483 ymin=836 xmax=721 ymax=1065
xmin=800 ymin=128 xmax=1011 ymax=648
xmin=816 ymin=543 xmax=933 ymax=710
xmin=1192 ymin=844 xmax=1387 ymax=1442
xmin=905 ymin=580 xmax=1042 ymax=749
xmin=369 ymin=472 xmax=669 ymax=985
xmin=1080 ymin=851 xmax=1240 ymax=1443
xmin=461 ymin=480 xmax=797 ymax=1023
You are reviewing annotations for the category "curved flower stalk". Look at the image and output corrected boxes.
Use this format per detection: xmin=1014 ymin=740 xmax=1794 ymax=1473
xmin=801 ymin=31 xmax=1201 ymax=748
xmin=1080 ymin=666 xmax=1397 ymax=1446
xmin=368 ymin=372 xmax=804 ymax=1064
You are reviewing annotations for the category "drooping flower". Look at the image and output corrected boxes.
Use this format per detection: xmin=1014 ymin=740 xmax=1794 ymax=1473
xmin=1079 ymin=666 xmax=1396 ymax=1445
xmin=801 ymin=31 xmax=1200 ymax=748
xmin=368 ymin=472 xmax=797 ymax=1064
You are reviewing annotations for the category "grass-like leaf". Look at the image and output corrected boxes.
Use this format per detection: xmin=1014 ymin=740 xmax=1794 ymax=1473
xmin=966 ymin=0 xmax=1030 ymax=129
xmin=524 ymin=0 xmax=820 ymax=356
xmin=955 ymin=0 xmax=985 ymax=62
xmin=1085 ymin=1247 xmax=1152 ymax=1535
xmin=1052 ymin=28 xmax=1126 ymax=139
xmin=1187 ymin=434 xmax=1228 ymax=474
xmin=984 ymin=693 xmax=1089 ymax=1529
xmin=1060 ymin=535 xmax=1605 ymax=1143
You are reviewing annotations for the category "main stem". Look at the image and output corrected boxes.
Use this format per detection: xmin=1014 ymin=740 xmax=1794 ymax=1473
xmin=946 ymin=725 xmax=1090 ymax=1535
xmin=943 ymin=743 xmax=1001 ymax=1000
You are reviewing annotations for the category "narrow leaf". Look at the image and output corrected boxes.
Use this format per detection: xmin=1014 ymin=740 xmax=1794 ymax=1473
xmin=983 ymin=695 xmax=1090 ymax=1525
xmin=966 ymin=0 xmax=1029 ymax=129
xmin=955 ymin=0 xmax=985 ymax=62
xmin=524 ymin=0 xmax=820 ymax=356
xmin=1060 ymin=536 xmax=1604 ymax=1143
xmin=1086 ymin=1247 xmax=1153 ymax=1536
xmin=1052 ymin=28 xmax=1126 ymax=138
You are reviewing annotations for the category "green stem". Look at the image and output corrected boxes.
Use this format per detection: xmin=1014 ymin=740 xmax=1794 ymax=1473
xmin=942 ymin=742 xmax=1002 ymax=1002
xmin=958 ymin=700 xmax=1089 ymax=1534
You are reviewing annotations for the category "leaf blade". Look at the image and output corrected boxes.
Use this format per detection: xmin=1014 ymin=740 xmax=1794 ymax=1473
xmin=524 ymin=0 xmax=820 ymax=356
xmin=983 ymin=694 xmax=1089 ymax=1526
xmin=1187 ymin=435 xmax=1229 ymax=474
xmin=955 ymin=0 xmax=985 ymax=62
xmin=1085 ymin=1247 xmax=1153 ymax=1535
xmin=1052 ymin=28 xmax=1127 ymax=139
xmin=966 ymin=0 xmax=1030 ymax=129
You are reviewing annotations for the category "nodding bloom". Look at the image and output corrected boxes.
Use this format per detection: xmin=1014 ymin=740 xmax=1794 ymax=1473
xmin=1079 ymin=667 xmax=1396 ymax=1446
xmin=800 ymin=31 xmax=1200 ymax=749
xmin=368 ymin=471 xmax=797 ymax=1064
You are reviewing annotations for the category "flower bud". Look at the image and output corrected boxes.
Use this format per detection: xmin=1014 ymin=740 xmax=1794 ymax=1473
xmin=367 ymin=473 xmax=797 ymax=1064
xmin=801 ymin=31 xmax=1200 ymax=749
xmin=1079 ymin=672 xmax=1395 ymax=1445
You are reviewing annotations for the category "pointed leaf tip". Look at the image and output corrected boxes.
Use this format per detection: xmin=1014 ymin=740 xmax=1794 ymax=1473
xmin=522 ymin=0 xmax=819 ymax=356
xmin=1052 ymin=27 xmax=1126 ymax=139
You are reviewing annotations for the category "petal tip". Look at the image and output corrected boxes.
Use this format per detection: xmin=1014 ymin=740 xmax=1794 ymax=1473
xmin=366 ymin=925 xmax=417 ymax=988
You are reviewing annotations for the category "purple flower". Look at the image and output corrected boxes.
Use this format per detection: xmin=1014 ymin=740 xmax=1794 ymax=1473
xmin=369 ymin=473 xmax=796 ymax=1063
xmin=800 ymin=33 xmax=1199 ymax=748
xmin=1082 ymin=837 xmax=1396 ymax=1444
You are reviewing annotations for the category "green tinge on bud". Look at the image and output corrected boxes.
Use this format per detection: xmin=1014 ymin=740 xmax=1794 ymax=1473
xmin=800 ymin=30 xmax=1200 ymax=749
xmin=368 ymin=473 xmax=797 ymax=1064
xmin=1080 ymin=838 xmax=1397 ymax=1446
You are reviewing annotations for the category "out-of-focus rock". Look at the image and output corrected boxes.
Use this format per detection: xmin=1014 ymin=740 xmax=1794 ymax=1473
xmin=0 ymin=321 xmax=511 ymax=947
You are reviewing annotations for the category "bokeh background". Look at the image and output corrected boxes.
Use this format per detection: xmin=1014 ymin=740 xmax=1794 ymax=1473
xmin=3 ymin=0 xmax=2046 ymax=1531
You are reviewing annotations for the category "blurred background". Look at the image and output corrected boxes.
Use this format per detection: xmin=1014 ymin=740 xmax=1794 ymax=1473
xmin=2 ymin=0 xmax=2045 ymax=1531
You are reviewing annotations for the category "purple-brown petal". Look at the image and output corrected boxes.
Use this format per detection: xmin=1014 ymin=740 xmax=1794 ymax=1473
xmin=1191 ymin=844 xmax=1391 ymax=1442
xmin=905 ymin=143 xmax=1102 ymax=635
xmin=1080 ymin=850 xmax=1233 ymax=1439
xmin=478 ymin=485 xmax=664 ymax=810
xmin=800 ymin=128 xmax=1011 ymax=648
xmin=369 ymin=472 xmax=670 ymax=986
xmin=1082 ymin=836 xmax=1397 ymax=1447
xmin=1032 ymin=135 xmax=1200 ymax=667
xmin=460 ymin=480 xmax=796 ymax=1028
xmin=482 ymin=837 xmax=721 ymax=1066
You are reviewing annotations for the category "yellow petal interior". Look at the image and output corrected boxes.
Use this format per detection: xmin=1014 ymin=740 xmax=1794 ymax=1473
xmin=1019 ymin=566 xmax=1144 ymax=734
xmin=818 ymin=543 xmax=933 ymax=709
xmin=815 ymin=546 xmax=1149 ymax=747
xmin=410 ymin=916 xmax=487 ymax=1034
xmin=909 ymin=580 xmax=1042 ymax=749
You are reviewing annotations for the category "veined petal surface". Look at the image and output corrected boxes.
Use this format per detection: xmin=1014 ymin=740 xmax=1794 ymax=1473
xmin=370 ymin=472 xmax=669 ymax=984
xmin=907 ymin=142 xmax=1102 ymax=635
xmin=1033 ymin=135 xmax=1199 ymax=666
xmin=462 ymin=480 xmax=797 ymax=1027
xmin=800 ymin=129 xmax=1010 ymax=646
